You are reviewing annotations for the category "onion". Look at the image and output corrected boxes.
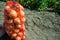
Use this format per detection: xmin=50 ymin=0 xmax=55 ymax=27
xmin=16 ymin=36 xmax=21 ymax=40
xmin=21 ymin=36 xmax=25 ymax=40
xmin=8 ymin=30 xmax=13 ymax=36
xmin=4 ymin=19 xmax=13 ymax=24
xmin=4 ymin=24 xmax=13 ymax=33
xmin=4 ymin=15 xmax=8 ymax=20
xmin=9 ymin=9 xmax=17 ymax=18
xmin=19 ymin=5 xmax=24 ymax=11
xmin=20 ymin=11 xmax=25 ymax=17
xmin=8 ymin=25 xmax=13 ymax=29
xmin=22 ymin=31 xmax=25 ymax=35
xmin=21 ymin=26 xmax=25 ymax=32
xmin=18 ymin=32 xmax=22 ymax=37
xmin=14 ymin=17 xmax=20 ymax=24
xmin=14 ymin=29 xmax=20 ymax=33
xmin=4 ymin=6 xmax=10 ymax=11
xmin=4 ymin=24 xmax=10 ymax=30
xmin=11 ymin=33 xmax=17 ymax=38
xmin=16 ymin=25 xmax=21 ymax=29
xmin=21 ymin=17 xmax=25 ymax=23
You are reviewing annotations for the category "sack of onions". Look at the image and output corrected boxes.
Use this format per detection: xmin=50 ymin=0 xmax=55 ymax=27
xmin=4 ymin=0 xmax=25 ymax=40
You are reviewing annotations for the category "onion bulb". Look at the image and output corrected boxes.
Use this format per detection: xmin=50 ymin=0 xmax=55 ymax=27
xmin=14 ymin=29 xmax=20 ymax=33
xmin=4 ymin=6 xmax=10 ymax=11
xmin=21 ymin=36 xmax=25 ymax=40
xmin=21 ymin=26 xmax=25 ymax=32
xmin=18 ymin=32 xmax=22 ymax=37
xmin=9 ymin=9 xmax=17 ymax=18
xmin=16 ymin=36 xmax=21 ymax=40
xmin=21 ymin=17 xmax=25 ymax=23
xmin=4 ymin=19 xmax=13 ymax=24
xmin=19 ymin=5 xmax=24 ymax=11
xmin=16 ymin=24 xmax=21 ymax=29
xmin=11 ymin=33 xmax=17 ymax=38
xmin=14 ymin=17 xmax=20 ymax=24
xmin=20 ymin=11 xmax=25 ymax=17
xmin=7 ymin=31 xmax=13 ymax=36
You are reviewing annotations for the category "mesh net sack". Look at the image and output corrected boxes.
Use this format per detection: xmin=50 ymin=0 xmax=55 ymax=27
xmin=4 ymin=0 xmax=25 ymax=40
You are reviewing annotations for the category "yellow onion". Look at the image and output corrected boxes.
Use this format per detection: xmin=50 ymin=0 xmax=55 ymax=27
xmin=23 ymin=31 xmax=25 ymax=35
xmin=21 ymin=35 xmax=25 ymax=40
xmin=20 ymin=11 xmax=25 ymax=17
xmin=16 ymin=24 xmax=21 ymax=29
xmin=14 ymin=17 xmax=20 ymax=24
xmin=19 ymin=5 xmax=24 ymax=11
xmin=21 ymin=25 xmax=25 ymax=32
xmin=9 ymin=9 xmax=17 ymax=18
xmin=8 ymin=31 xmax=13 ymax=36
xmin=4 ymin=15 xmax=8 ymax=19
xmin=4 ymin=6 xmax=10 ymax=11
xmin=18 ymin=32 xmax=22 ymax=37
xmin=16 ymin=36 xmax=21 ymax=40
xmin=4 ymin=24 xmax=12 ymax=30
xmin=4 ymin=24 xmax=13 ymax=34
xmin=21 ymin=17 xmax=25 ymax=23
xmin=11 ymin=33 xmax=17 ymax=38
xmin=14 ymin=29 xmax=20 ymax=33
xmin=4 ymin=19 xmax=13 ymax=24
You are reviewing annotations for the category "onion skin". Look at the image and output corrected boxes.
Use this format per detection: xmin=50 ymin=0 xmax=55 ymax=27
xmin=21 ymin=25 xmax=25 ymax=32
xmin=4 ymin=19 xmax=13 ymax=24
xmin=21 ymin=17 xmax=25 ymax=24
xmin=4 ymin=24 xmax=13 ymax=31
xmin=16 ymin=36 xmax=21 ymax=40
xmin=14 ymin=17 xmax=20 ymax=24
xmin=16 ymin=25 xmax=21 ymax=29
xmin=11 ymin=33 xmax=17 ymax=38
xmin=4 ymin=8 xmax=17 ymax=19
xmin=9 ymin=9 xmax=17 ymax=19
xmin=19 ymin=4 xmax=24 ymax=11
xmin=8 ymin=31 xmax=13 ymax=36
xmin=20 ymin=11 xmax=25 ymax=17
xmin=14 ymin=29 xmax=20 ymax=33
xmin=4 ymin=6 xmax=10 ymax=11
xmin=21 ymin=36 xmax=25 ymax=40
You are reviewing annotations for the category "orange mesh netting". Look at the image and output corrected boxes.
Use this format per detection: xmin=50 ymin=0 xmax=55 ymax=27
xmin=4 ymin=0 xmax=25 ymax=40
